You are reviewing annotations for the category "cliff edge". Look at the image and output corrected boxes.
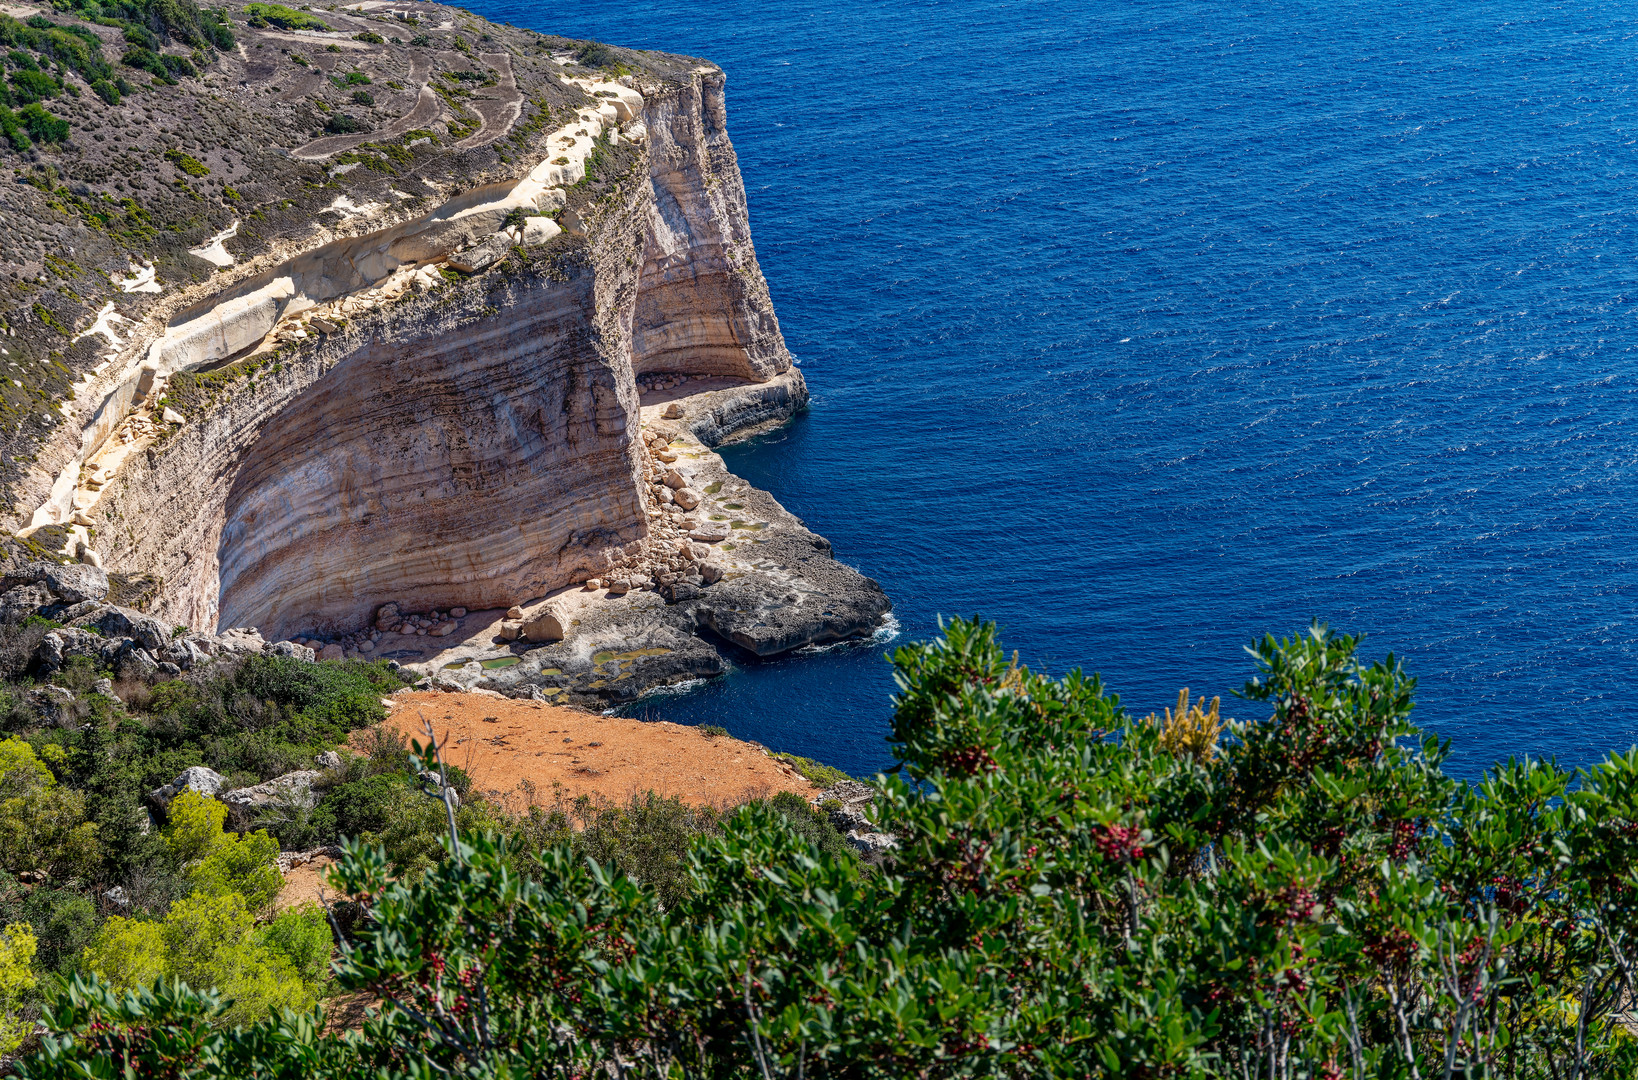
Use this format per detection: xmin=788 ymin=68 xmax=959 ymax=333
xmin=0 ymin=0 xmax=890 ymax=702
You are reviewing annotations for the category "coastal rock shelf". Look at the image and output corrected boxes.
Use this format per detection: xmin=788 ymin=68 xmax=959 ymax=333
xmin=0 ymin=0 xmax=889 ymax=704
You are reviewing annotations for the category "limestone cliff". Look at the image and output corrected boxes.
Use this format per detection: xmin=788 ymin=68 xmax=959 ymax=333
xmin=0 ymin=0 xmax=888 ymax=701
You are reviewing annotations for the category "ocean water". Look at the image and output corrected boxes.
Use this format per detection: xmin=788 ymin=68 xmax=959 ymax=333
xmin=467 ymin=0 xmax=1638 ymax=779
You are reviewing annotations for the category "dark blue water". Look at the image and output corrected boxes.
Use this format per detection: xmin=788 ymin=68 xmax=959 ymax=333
xmin=469 ymin=0 xmax=1638 ymax=778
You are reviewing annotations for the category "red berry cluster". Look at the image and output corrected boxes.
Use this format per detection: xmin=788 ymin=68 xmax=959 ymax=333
xmin=1092 ymin=823 xmax=1144 ymax=863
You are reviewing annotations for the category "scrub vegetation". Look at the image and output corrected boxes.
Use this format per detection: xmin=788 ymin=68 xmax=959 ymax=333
xmin=9 ymin=617 xmax=1638 ymax=1078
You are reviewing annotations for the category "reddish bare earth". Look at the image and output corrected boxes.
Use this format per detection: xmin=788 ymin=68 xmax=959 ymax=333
xmin=277 ymin=692 xmax=819 ymax=911
xmin=372 ymin=691 xmax=820 ymax=811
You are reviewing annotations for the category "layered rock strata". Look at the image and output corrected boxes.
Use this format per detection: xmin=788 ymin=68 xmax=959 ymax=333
xmin=0 ymin=2 xmax=889 ymax=704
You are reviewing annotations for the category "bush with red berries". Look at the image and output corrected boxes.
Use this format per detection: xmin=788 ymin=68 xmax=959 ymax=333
xmin=20 ymin=619 xmax=1638 ymax=1078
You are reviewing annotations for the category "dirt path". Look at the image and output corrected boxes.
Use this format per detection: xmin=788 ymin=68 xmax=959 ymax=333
xmin=293 ymin=54 xmax=437 ymax=159
xmin=454 ymin=53 xmax=523 ymax=150
xmin=368 ymin=691 xmax=818 ymax=812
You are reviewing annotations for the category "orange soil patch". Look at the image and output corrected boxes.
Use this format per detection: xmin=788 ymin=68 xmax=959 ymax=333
xmin=277 ymin=857 xmax=338 ymax=911
xmin=363 ymin=691 xmax=819 ymax=812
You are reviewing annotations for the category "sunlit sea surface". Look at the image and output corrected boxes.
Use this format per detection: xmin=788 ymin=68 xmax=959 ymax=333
xmin=465 ymin=0 xmax=1638 ymax=778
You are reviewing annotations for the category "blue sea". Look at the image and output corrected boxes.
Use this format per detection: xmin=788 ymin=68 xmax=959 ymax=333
xmin=468 ymin=0 xmax=1638 ymax=779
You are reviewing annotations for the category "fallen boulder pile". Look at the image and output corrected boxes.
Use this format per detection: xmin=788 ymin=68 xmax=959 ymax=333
xmin=0 ymin=561 xmax=317 ymax=687
xmin=145 ymin=755 xmax=347 ymax=830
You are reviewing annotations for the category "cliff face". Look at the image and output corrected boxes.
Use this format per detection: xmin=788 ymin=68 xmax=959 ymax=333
xmin=633 ymin=76 xmax=790 ymax=381
xmin=0 ymin=3 xmax=888 ymax=698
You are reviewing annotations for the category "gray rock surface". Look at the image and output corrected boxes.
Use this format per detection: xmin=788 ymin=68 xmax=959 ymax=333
xmin=28 ymin=685 xmax=76 ymax=725
xmin=220 ymin=771 xmax=322 ymax=828
xmin=266 ymin=640 xmax=317 ymax=662
xmin=816 ymin=781 xmax=897 ymax=861
xmin=0 ymin=584 xmax=51 ymax=624
xmin=77 ymin=605 xmax=169 ymax=654
xmin=41 ymin=563 xmax=109 ymax=605
xmin=149 ymin=766 xmax=225 ymax=811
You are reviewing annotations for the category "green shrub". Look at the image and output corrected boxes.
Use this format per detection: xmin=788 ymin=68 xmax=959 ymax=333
xmin=119 ymin=45 xmax=172 ymax=83
xmin=89 ymin=78 xmax=118 ymax=104
xmin=120 ymin=23 xmax=159 ymax=51
xmin=163 ymin=147 xmax=208 ymax=176
xmin=349 ymin=89 xmax=371 ymax=106
xmin=164 ymin=790 xmax=281 ymax=913
xmin=8 ymin=68 xmax=58 ymax=103
xmin=25 ymin=619 xmax=1638 ymax=1077
xmin=306 ymin=772 xmax=405 ymax=842
xmin=0 ymin=922 xmax=33 ymax=1057
xmin=323 ymin=112 xmax=366 ymax=135
xmin=352 ymin=30 xmax=382 ymax=44
xmin=573 ymin=41 xmax=616 ymax=69
xmin=770 ymin=751 xmax=849 ymax=787
xmin=80 ymin=890 xmax=325 ymax=1026
xmin=242 ymin=3 xmax=328 ymax=31
xmin=254 ymin=903 xmax=329 ymax=983
xmin=0 ymin=739 xmax=98 ymax=879
xmin=0 ymin=884 xmax=95 ymax=976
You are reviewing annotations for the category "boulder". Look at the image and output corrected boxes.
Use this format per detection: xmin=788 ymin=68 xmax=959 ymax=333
xmin=112 ymin=641 xmax=158 ymax=681
xmin=690 ymin=522 xmax=730 ymax=544
xmin=845 ymin=830 xmax=899 ymax=857
xmin=266 ymin=640 xmax=316 ymax=662
xmin=660 ymin=581 xmax=701 ymax=604
xmin=448 ymin=239 xmax=506 ymax=273
xmin=28 ymin=685 xmax=75 ymax=724
xmin=176 ymin=637 xmax=212 ymax=670
xmin=521 ymin=609 xmax=566 ymax=643
xmin=374 ymin=603 xmax=400 ymax=630
xmin=34 ymin=628 xmax=107 ymax=673
xmin=496 ymin=621 xmax=522 ymax=641
xmin=0 ymin=583 xmax=51 ymax=623
xmin=83 ymin=606 xmax=169 ymax=653
xmin=215 ymin=627 xmax=266 ymax=655
xmin=318 ymin=643 xmax=344 ymax=660
xmin=520 ymin=215 xmax=560 ymax=246
xmin=450 ymin=607 xmax=467 ymax=618
xmin=220 ymin=770 xmax=321 ymax=828
xmin=662 ymin=402 xmax=684 ymax=420
xmin=698 ymin=562 xmax=725 ymax=585
xmin=506 ymin=606 xmax=523 ymax=619
xmin=429 ymin=622 xmax=456 ymax=637
xmin=44 ymin=600 xmax=100 ymax=624
xmin=673 ymin=488 xmax=701 ymax=511
xmin=149 ymin=766 xmax=225 ymax=811
xmin=42 ymin=563 xmax=108 ymax=604
xmin=316 ymin=750 xmax=343 ymax=771
xmin=663 ymin=469 xmax=688 ymax=490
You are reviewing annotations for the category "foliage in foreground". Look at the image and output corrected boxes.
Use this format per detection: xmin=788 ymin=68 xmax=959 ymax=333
xmin=20 ymin=620 xmax=1638 ymax=1078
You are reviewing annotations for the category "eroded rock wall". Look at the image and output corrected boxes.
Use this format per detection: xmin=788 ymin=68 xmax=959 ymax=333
xmin=633 ymin=72 xmax=792 ymax=381
xmin=51 ymin=68 xmax=833 ymax=659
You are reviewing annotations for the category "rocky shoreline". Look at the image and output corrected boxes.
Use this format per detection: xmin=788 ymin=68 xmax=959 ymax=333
xmin=293 ymin=381 xmax=892 ymax=706
xmin=1 ymin=377 xmax=891 ymax=709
